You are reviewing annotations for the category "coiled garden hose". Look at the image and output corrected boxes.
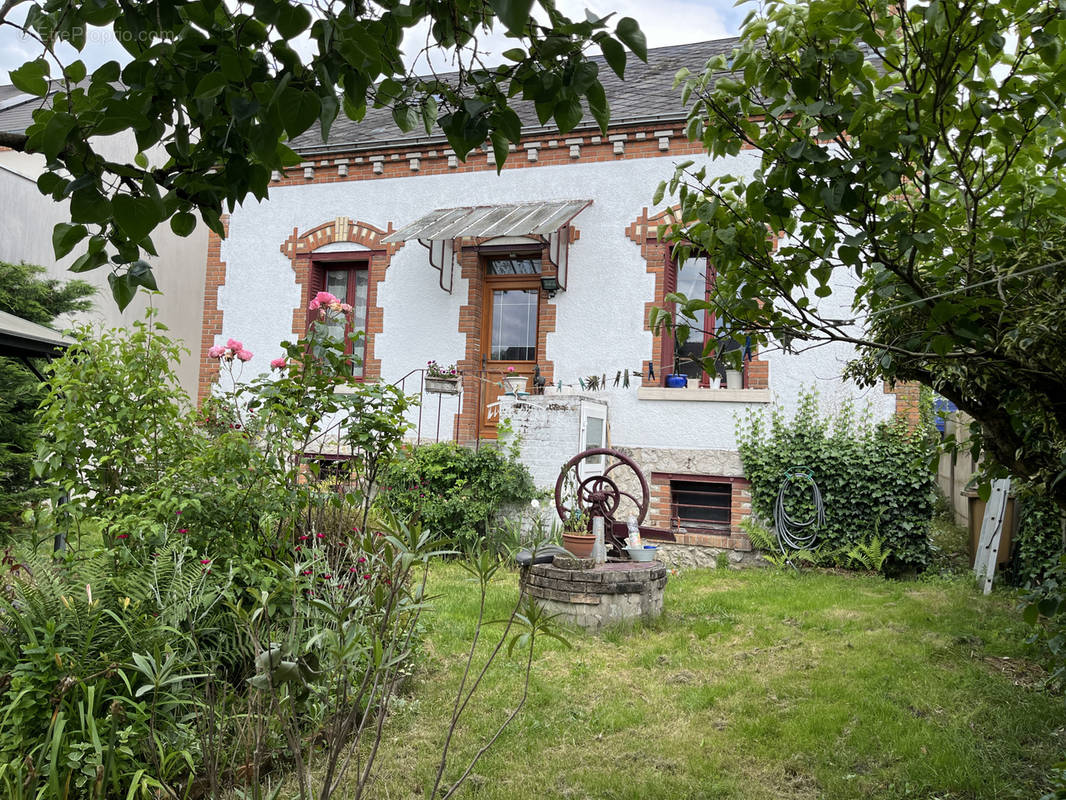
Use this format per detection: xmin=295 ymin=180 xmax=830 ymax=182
xmin=773 ymin=468 xmax=825 ymax=561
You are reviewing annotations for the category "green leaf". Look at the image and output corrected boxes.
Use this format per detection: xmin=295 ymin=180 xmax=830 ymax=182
xmin=10 ymin=59 xmax=49 ymax=96
xmin=490 ymin=0 xmax=535 ymax=34
xmin=490 ymin=132 xmax=509 ymax=173
xmin=64 ymin=60 xmax=86 ymax=83
xmin=320 ymin=93 xmax=340 ymax=141
xmin=108 ymin=272 xmax=135 ymax=310
xmin=275 ymin=2 xmax=312 ymax=37
xmin=128 ymin=260 xmax=158 ymax=291
xmin=170 ymin=211 xmax=197 ymax=237
xmin=111 ymin=195 xmax=160 ymax=243
xmin=600 ymin=37 xmax=627 ymax=79
xmin=53 ymin=223 xmax=87 ymax=259
xmin=280 ymin=89 xmax=321 ymax=138
xmin=193 ymin=73 xmax=228 ymax=100
xmin=587 ymin=80 xmax=609 ymax=133
xmin=616 ymin=18 xmax=647 ymax=61
xmin=553 ymin=97 xmax=582 ymax=133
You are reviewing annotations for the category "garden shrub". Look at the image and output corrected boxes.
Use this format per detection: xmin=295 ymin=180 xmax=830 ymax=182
xmin=737 ymin=390 xmax=936 ymax=572
xmin=1010 ymin=487 xmax=1065 ymax=587
xmin=5 ymin=301 xmax=550 ymax=799
xmin=377 ymin=442 xmax=536 ymax=551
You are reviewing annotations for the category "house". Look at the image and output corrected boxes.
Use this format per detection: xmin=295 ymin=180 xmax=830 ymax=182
xmin=198 ymin=38 xmax=913 ymax=565
xmin=0 ymin=85 xmax=208 ymax=398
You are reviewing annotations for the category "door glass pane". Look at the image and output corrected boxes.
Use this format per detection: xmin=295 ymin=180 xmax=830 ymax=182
xmin=583 ymin=414 xmax=605 ymax=468
xmin=490 ymin=289 xmax=537 ymax=361
xmin=487 ymin=257 xmax=540 ymax=275
xmin=675 ymin=265 xmax=706 ymax=379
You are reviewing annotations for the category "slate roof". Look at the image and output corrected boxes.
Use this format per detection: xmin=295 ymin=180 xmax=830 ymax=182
xmin=0 ymin=80 xmax=71 ymax=134
xmin=292 ymin=37 xmax=739 ymax=154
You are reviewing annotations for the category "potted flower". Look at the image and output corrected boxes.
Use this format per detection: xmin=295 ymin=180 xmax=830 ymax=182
xmin=425 ymin=361 xmax=460 ymax=394
xmin=561 ymin=508 xmax=595 ymax=558
xmin=502 ymin=366 xmax=527 ymax=395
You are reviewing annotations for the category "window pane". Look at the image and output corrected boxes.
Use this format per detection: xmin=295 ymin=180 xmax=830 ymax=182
xmin=487 ymin=257 xmax=540 ymax=275
xmin=490 ymin=289 xmax=537 ymax=361
xmin=322 ymin=270 xmax=350 ymax=347
xmin=675 ymin=265 xmax=707 ymax=378
xmin=351 ymin=270 xmax=369 ymax=377
xmin=584 ymin=415 xmax=604 ymax=466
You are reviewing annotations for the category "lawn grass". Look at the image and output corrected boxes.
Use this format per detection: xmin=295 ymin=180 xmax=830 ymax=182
xmin=359 ymin=562 xmax=1063 ymax=800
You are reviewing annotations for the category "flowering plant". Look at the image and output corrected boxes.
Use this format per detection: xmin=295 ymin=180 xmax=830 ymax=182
xmin=208 ymin=338 xmax=253 ymax=362
xmin=426 ymin=360 xmax=459 ymax=379
xmin=308 ymin=290 xmax=353 ymax=316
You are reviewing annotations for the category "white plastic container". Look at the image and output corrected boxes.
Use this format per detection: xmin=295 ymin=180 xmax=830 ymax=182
xmin=626 ymin=546 xmax=656 ymax=562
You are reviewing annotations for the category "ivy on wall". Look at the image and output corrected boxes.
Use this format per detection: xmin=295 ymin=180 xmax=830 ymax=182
xmin=1012 ymin=488 xmax=1066 ymax=587
xmin=737 ymin=391 xmax=937 ymax=571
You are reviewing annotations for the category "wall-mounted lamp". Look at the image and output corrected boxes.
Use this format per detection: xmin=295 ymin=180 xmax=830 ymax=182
xmin=540 ymin=275 xmax=561 ymax=297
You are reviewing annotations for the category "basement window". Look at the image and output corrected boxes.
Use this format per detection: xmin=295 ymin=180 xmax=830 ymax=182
xmin=671 ymin=478 xmax=731 ymax=532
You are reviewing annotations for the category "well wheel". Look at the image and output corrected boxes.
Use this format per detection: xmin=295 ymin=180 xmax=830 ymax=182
xmin=554 ymin=448 xmax=650 ymax=554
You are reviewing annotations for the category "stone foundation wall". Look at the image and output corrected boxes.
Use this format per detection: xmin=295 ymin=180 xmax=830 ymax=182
xmin=654 ymin=542 xmax=767 ymax=570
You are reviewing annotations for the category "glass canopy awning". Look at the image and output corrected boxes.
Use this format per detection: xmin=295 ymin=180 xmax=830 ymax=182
xmin=382 ymin=199 xmax=592 ymax=293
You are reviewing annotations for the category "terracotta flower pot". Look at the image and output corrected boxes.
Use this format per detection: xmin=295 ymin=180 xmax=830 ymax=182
xmin=562 ymin=532 xmax=596 ymax=558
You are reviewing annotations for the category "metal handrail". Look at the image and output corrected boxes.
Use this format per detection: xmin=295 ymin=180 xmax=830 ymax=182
xmin=303 ymin=367 xmax=462 ymax=458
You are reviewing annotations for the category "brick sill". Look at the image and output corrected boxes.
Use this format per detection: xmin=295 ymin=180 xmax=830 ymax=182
xmin=637 ymin=386 xmax=771 ymax=403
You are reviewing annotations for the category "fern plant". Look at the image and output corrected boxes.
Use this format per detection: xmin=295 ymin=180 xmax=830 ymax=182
xmin=0 ymin=544 xmax=224 ymax=798
xmin=844 ymin=536 xmax=893 ymax=573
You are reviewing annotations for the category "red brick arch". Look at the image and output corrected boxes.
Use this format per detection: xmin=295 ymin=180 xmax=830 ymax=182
xmin=280 ymin=217 xmax=403 ymax=381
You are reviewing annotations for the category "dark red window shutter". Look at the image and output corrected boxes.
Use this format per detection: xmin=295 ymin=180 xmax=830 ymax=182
xmin=305 ymin=262 xmax=326 ymax=330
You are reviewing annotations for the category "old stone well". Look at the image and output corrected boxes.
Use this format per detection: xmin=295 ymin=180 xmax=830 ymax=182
xmin=519 ymin=447 xmax=668 ymax=630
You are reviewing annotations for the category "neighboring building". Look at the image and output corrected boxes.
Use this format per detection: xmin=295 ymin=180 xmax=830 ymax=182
xmin=0 ymin=85 xmax=208 ymax=398
xmin=198 ymin=39 xmax=912 ymax=561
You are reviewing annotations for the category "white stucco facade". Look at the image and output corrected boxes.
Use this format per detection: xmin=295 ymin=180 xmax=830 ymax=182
xmin=211 ymin=148 xmax=895 ymax=460
xmin=0 ymin=131 xmax=208 ymax=398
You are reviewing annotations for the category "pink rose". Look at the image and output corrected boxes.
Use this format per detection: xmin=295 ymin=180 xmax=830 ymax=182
xmin=208 ymin=345 xmax=225 ymax=358
xmin=236 ymin=349 xmax=253 ymax=362
xmin=339 ymin=303 xmax=353 ymax=313
xmin=270 ymin=357 xmax=287 ymax=369
xmin=226 ymin=338 xmax=243 ymax=351
xmin=309 ymin=291 xmax=339 ymax=311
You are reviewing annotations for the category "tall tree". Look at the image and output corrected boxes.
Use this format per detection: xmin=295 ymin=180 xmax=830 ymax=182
xmin=2 ymin=0 xmax=646 ymax=306
xmin=0 ymin=262 xmax=94 ymax=534
xmin=658 ymin=0 xmax=1066 ymax=507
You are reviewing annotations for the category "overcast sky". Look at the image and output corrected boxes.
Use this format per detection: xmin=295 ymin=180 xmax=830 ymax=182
xmin=0 ymin=0 xmax=746 ymax=84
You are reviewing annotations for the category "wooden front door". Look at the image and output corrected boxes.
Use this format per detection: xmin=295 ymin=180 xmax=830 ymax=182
xmin=479 ymin=260 xmax=541 ymax=436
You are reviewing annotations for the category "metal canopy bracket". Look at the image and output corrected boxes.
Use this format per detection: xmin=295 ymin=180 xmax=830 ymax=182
xmin=419 ymin=238 xmax=455 ymax=293
xmin=384 ymin=199 xmax=591 ymax=294
xmin=547 ymin=224 xmax=570 ymax=290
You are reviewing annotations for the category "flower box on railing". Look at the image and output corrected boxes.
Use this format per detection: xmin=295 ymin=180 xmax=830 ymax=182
xmin=425 ymin=376 xmax=460 ymax=395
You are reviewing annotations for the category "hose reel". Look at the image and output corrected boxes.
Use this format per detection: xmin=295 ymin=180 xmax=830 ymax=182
xmin=773 ymin=466 xmax=825 ymax=567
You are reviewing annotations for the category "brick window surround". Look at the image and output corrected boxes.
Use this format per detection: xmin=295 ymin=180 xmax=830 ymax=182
xmin=280 ymin=217 xmax=403 ymax=382
xmin=626 ymin=208 xmax=769 ymax=390
xmin=649 ymin=471 xmax=753 ymax=549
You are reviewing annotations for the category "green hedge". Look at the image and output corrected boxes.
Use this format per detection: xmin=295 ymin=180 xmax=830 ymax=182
xmin=377 ymin=442 xmax=536 ymax=551
xmin=737 ymin=391 xmax=936 ymax=571
xmin=1011 ymin=488 xmax=1065 ymax=587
